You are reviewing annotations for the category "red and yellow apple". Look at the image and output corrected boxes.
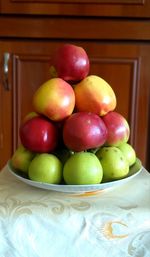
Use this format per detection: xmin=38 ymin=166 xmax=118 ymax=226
xmin=49 ymin=44 xmax=90 ymax=83
xmin=74 ymin=75 xmax=117 ymax=116
xmin=102 ymin=111 xmax=130 ymax=146
xmin=20 ymin=115 xmax=58 ymax=153
xmin=63 ymin=112 xmax=108 ymax=152
xmin=32 ymin=78 xmax=75 ymax=121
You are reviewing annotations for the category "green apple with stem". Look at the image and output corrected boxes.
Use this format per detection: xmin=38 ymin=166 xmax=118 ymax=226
xmin=96 ymin=146 xmax=129 ymax=182
xmin=63 ymin=152 xmax=103 ymax=185
xmin=11 ymin=144 xmax=36 ymax=174
xmin=28 ymin=153 xmax=63 ymax=184
xmin=117 ymin=143 xmax=136 ymax=166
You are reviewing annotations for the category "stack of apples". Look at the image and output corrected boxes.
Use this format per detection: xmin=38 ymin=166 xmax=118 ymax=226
xmin=11 ymin=44 xmax=138 ymax=185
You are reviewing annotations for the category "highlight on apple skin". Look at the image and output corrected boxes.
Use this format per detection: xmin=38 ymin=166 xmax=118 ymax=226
xmin=20 ymin=115 xmax=58 ymax=153
xmin=74 ymin=75 xmax=117 ymax=116
xmin=63 ymin=111 xmax=108 ymax=152
xmin=32 ymin=78 xmax=75 ymax=122
xmin=49 ymin=44 xmax=90 ymax=83
xmin=102 ymin=111 xmax=130 ymax=146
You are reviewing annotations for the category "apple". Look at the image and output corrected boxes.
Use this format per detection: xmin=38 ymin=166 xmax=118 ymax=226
xmin=49 ymin=44 xmax=90 ymax=83
xmin=28 ymin=153 xmax=63 ymax=184
xmin=63 ymin=152 xmax=103 ymax=185
xmin=20 ymin=115 xmax=58 ymax=153
xmin=23 ymin=111 xmax=39 ymax=123
xmin=118 ymin=143 xmax=136 ymax=166
xmin=32 ymin=78 xmax=75 ymax=121
xmin=102 ymin=111 xmax=130 ymax=146
xmin=74 ymin=75 xmax=116 ymax=116
xmin=11 ymin=145 xmax=35 ymax=174
xmin=96 ymin=146 xmax=129 ymax=182
xmin=63 ymin=112 xmax=108 ymax=152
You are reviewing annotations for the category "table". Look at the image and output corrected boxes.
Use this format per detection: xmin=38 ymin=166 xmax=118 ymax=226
xmin=0 ymin=164 xmax=150 ymax=257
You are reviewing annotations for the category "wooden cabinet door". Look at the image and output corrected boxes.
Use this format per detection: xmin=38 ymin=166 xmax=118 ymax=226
xmin=0 ymin=48 xmax=13 ymax=169
xmin=1 ymin=0 xmax=150 ymax=17
xmin=0 ymin=41 xmax=49 ymax=169
xmin=0 ymin=40 xmax=150 ymax=169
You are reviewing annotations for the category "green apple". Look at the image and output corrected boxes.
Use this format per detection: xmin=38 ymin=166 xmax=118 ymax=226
xmin=63 ymin=152 xmax=103 ymax=185
xmin=28 ymin=153 xmax=63 ymax=184
xmin=11 ymin=145 xmax=35 ymax=174
xmin=96 ymin=146 xmax=129 ymax=182
xmin=117 ymin=143 xmax=136 ymax=166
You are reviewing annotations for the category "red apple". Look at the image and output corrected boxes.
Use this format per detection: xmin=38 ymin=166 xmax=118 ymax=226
xmin=63 ymin=112 xmax=108 ymax=152
xmin=20 ymin=116 xmax=58 ymax=153
xmin=74 ymin=75 xmax=116 ymax=116
xmin=102 ymin=111 xmax=130 ymax=146
xmin=32 ymin=78 xmax=75 ymax=121
xmin=49 ymin=44 xmax=90 ymax=83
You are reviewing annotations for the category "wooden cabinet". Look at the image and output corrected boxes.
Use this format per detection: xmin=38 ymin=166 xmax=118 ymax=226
xmin=1 ymin=0 xmax=150 ymax=17
xmin=0 ymin=40 xmax=150 ymax=169
xmin=0 ymin=1 xmax=150 ymax=170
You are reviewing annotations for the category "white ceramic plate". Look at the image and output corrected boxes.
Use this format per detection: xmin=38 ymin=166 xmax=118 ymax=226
xmin=7 ymin=159 xmax=142 ymax=194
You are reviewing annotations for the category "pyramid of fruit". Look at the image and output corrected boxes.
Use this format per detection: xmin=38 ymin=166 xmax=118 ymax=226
xmin=10 ymin=44 xmax=139 ymax=185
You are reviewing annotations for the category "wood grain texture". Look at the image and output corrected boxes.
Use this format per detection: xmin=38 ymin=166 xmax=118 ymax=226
xmin=1 ymin=0 xmax=150 ymax=16
xmin=0 ymin=17 xmax=150 ymax=40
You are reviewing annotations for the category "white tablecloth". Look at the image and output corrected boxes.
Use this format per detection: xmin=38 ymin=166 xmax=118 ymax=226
xmin=0 ymin=165 xmax=150 ymax=257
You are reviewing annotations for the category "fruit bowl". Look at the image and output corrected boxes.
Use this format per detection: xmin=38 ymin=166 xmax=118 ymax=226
xmin=7 ymin=158 xmax=142 ymax=194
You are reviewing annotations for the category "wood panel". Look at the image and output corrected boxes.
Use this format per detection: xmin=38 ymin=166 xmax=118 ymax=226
xmin=0 ymin=67 xmax=3 ymax=161
xmin=89 ymin=57 xmax=140 ymax=140
xmin=0 ymin=40 xmax=149 ymax=169
xmin=1 ymin=17 xmax=150 ymax=40
xmin=0 ymin=45 xmax=13 ymax=169
xmin=10 ymin=0 xmax=145 ymax=4
xmin=12 ymin=54 xmax=51 ymax=151
xmin=1 ymin=0 xmax=150 ymax=16
xmin=90 ymin=44 xmax=149 ymax=168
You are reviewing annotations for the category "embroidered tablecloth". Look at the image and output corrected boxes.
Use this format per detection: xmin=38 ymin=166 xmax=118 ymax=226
xmin=0 ymin=165 xmax=150 ymax=257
